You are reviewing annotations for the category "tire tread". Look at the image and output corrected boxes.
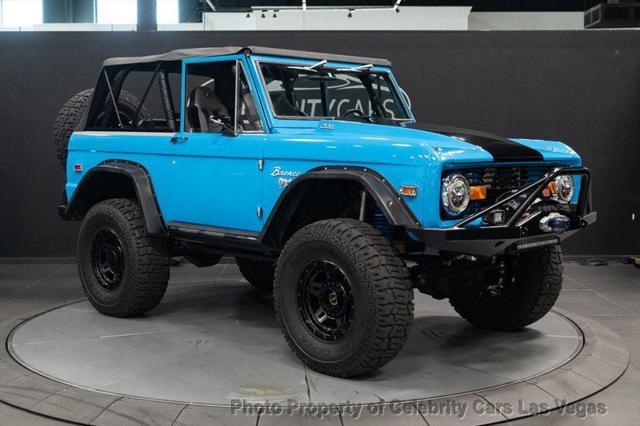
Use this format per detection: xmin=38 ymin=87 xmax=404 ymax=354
xmin=79 ymin=198 xmax=170 ymax=317
xmin=450 ymin=246 xmax=563 ymax=331
xmin=274 ymin=218 xmax=414 ymax=377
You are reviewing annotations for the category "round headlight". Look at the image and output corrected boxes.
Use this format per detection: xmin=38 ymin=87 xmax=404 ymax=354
xmin=442 ymin=173 xmax=470 ymax=215
xmin=555 ymin=175 xmax=574 ymax=203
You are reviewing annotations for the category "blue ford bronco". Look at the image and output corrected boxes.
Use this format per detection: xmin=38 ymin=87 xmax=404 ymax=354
xmin=55 ymin=46 xmax=596 ymax=377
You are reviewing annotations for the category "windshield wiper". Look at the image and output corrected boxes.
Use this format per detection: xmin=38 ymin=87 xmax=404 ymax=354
xmin=342 ymin=115 xmax=406 ymax=126
xmin=288 ymin=59 xmax=327 ymax=73
xmin=335 ymin=64 xmax=374 ymax=72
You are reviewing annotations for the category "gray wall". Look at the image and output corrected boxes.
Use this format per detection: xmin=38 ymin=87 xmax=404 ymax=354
xmin=0 ymin=31 xmax=638 ymax=257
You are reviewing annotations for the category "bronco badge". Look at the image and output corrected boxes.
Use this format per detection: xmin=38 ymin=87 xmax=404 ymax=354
xmin=271 ymin=166 xmax=302 ymax=188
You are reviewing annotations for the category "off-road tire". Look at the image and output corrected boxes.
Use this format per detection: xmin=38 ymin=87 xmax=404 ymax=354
xmin=53 ymin=89 xmax=146 ymax=169
xmin=77 ymin=198 xmax=170 ymax=317
xmin=274 ymin=218 xmax=414 ymax=377
xmin=449 ymin=246 xmax=563 ymax=331
xmin=236 ymin=257 xmax=275 ymax=291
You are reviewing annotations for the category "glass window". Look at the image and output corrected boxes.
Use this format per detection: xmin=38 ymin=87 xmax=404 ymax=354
xmin=1 ymin=0 xmax=42 ymax=27
xmin=259 ymin=62 xmax=409 ymax=123
xmin=185 ymin=60 xmax=262 ymax=133
xmin=157 ymin=0 xmax=178 ymax=24
xmin=97 ymin=0 xmax=137 ymax=24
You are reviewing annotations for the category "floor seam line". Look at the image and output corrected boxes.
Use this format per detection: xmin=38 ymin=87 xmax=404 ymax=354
xmin=530 ymin=381 xmax=561 ymax=401
xmin=561 ymin=367 xmax=605 ymax=387
xmin=215 ymin=264 xmax=229 ymax=282
xmin=0 ymin=265 xmax=68 ymax=301
xmin=412 ymin=401 xmax=430 ymax=425
xmin=303 ymin=365 xmax=312 ymax=404
xmin=170 ymin=403 xmax=190 ymax=426
xmin=406 ymin=346 xmax=515 ymax=382
xmin=564 ymin=276 xmax=588 ymax=289
xmin=25 ymin=386 xmax=65 ymax=411
xmin=606 ymin=267 xmax=640 ymax=286
xmin=31 ymin=386 xmax=66 ymax=407
xmin=473 ymin=393 xmax=510 ymax=421
xmin=88 ymin=395 xmax=123 ymax=424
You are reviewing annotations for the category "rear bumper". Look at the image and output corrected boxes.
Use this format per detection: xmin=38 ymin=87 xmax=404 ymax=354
xmin=409 ymin=167 xmax=596 ymax=257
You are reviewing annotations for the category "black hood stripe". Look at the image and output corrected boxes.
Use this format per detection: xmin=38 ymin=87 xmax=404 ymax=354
xmin=408 ymin=122 xmax=543 ymax=162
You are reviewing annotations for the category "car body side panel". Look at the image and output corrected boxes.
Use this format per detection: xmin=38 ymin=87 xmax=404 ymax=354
xmin=66 ymin=132 xmax=176 ymax=211
xmin=262 ymin=122 xmax=434 ymax=229
xmin=66 ymin=131 xmax=266 ymax=231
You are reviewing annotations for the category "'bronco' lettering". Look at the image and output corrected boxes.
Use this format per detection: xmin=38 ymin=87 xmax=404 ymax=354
xmin=270 ymin=166 xmax=302 ymax=178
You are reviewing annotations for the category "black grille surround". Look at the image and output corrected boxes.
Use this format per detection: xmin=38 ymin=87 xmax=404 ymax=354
xmin=441 ymin=165 xmax=556 ymax=219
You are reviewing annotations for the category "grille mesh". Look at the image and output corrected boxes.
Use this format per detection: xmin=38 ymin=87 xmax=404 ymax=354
xmin=443 ymin=166 xmax=553 ymax=218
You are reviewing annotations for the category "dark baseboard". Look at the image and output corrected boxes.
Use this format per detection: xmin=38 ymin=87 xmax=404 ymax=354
xmin=0 ymin=256 xmax=237 ymax=265
xmin=0 ymin=257 xmax=76 ymax=264
xmin=0 ymin=255 xmax=636 ymax=265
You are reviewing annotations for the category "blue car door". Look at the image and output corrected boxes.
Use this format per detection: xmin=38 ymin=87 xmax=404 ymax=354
xmin=160 ymin=56 xmax=266 ymax=232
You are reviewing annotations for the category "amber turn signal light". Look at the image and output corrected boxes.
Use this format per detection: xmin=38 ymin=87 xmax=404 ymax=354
xmin=542 ymin=181 xmax=558 ymax=198
xmin=399 ymin=185 xmax=418 ymax=197
xmin=469 ymin=185 xmax=487 ymax=201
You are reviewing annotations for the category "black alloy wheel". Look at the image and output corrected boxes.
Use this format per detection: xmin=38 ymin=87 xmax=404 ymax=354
xmin=297 ymin=260 xmax=354 ymax=342
xmin=78 ymin=198 xmax=170 ymax=317
xmin=91 ymin=229 xmax=126 ymax=290
xmin=274 ymin=218 xmax=414 ymax=377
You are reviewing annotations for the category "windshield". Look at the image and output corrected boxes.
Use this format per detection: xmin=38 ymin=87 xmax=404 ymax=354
xmin=258 ymin=62 xmax=411 ymax=124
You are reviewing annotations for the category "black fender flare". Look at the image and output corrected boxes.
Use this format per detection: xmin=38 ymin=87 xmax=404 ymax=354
xmin=61 ymin=160 xmax=166 ymax=237
xmin=259 ymin=166 xmax=420 ymax=247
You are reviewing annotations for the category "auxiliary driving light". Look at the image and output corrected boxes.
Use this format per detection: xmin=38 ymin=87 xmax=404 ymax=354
xmin=554 ymin=175 xmax=574 ymax=203
xmin=442 ymin=173 xmax=470 ymax=215
xmin=539 ymin=212 xmax=571 ymax=233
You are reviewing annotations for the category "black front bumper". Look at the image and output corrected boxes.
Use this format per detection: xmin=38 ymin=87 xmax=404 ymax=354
xmin=409 ymin=167 xmax=597 ymax=257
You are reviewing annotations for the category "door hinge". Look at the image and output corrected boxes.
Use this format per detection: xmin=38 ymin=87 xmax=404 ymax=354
xmin=258 ymin=159 xmax=264 ymax=171
xmin=257 ymin=206 xmax=263 ymax=218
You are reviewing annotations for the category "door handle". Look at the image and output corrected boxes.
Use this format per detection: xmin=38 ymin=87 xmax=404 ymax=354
xmin=170 ymin=136 xmax=188 ymax=144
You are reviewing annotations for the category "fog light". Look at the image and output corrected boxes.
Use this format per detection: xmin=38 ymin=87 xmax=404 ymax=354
xmin=486 ymin=209 xmax=505 ymax=225
xmin=539 ymin=213 xmax=571 ymax=233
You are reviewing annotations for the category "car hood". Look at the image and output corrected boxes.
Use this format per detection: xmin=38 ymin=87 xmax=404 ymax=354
xmin=309 ymin=120 xmax=581 ymax=165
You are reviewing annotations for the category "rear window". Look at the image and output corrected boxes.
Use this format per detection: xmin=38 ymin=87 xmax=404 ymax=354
xmin=85 ymin=62 xmax=181 ymax=132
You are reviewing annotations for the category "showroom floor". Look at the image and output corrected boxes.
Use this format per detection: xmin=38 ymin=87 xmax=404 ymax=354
xmin=0 ymin=259 xmax=638 ymax=425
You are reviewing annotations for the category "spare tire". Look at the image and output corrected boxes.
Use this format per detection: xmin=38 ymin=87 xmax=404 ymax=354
xmin=53 ymin=89 xmax=146 ymax=169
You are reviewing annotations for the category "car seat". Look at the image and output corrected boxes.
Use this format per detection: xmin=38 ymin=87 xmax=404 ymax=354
xmin=186 ymin=86 xmax=230 ymax=132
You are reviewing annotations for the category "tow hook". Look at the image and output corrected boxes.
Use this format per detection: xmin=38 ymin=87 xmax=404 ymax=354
xmin=539 ymin=213 xmax=571 ymax=233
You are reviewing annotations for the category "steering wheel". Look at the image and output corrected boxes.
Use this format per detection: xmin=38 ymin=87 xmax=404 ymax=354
xmin=339 ymin=108 xmax=365 ymax=118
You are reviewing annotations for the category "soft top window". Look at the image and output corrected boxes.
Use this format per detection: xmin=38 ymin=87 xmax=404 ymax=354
xmin=85 ymin=62 xmax=181 ymax=132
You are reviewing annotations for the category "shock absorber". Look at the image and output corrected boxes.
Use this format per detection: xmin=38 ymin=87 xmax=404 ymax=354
xmin=372 ymin=208 xmax=394 ymax=237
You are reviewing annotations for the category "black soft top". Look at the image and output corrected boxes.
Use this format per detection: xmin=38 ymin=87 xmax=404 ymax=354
xmin=103 ymin=46 xmax=392 ymax=68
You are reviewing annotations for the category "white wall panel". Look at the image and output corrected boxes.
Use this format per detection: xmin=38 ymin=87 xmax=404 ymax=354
xmin=469 ymin=12 xmax=584 ymax=30
xmin=204 ymin=12 xmax=256 ymax=31
xmin=204 ymin=7 xmax=471 ymax=31
xmin=255 ymin=10 xmax=304 ymax=31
